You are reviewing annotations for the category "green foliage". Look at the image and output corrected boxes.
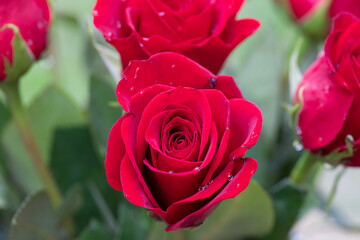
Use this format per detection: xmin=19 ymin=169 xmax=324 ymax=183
xmin=9 ymin=191 xmax=62 ymax=240
xmin=89 ymin=76 xmax=122 ymax=158
xmin=50 ymin=127 xmax=120 ymax=231
xmin=76 ymin=220 xmax=114 ymax=240
xmin=263 ymin=180 xmax=307 ymax=240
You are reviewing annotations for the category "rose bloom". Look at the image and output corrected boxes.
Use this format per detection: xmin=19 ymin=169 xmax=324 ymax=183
xmin=0 ymin=0 xmax=51 ymax=81
xmin=93 ymin=0 xmax=260 ymax=74
xmin=294 ymin=13 xmax=360 ymax=166
xmin=106 ymin=52 xmax=262 ymax=231
xmin=276 ymin=0 xmax=360 ymax=22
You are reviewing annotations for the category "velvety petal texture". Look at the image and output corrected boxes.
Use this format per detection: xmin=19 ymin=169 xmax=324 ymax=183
xmin=330 ymin=0 xmax=360 ymax=19
xmin=295 ymin=13 xmax=360 ymax=166
xmin=105 ymin=53 xmax=262 ymax=230
xmin=0 ymin=0 xmax=51 ymax=81
xmin=93 ymin=0 xmax=259 ymax=74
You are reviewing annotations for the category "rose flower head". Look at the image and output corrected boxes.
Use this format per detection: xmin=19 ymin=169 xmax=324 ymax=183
xmin=105 ymin=52 xmax=262 ymax=231
xmin=0 ymin=0 xmax=51 ymax=82
xmin=274 ymin=0 xmax=360 ymax=40
xmin=93 ymin=0 xmax=260 ymax=74
xmin=294 ymin=13 xmax=360 ymax=166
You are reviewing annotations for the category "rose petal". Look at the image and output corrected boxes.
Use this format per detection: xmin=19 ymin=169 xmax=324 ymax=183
xmin=150 ymin=158 xmax=235 ymax=225
xmin=297 ymin=57 xmax=354 ymax=150
xmin=117 ymin=52 xmax=216 ymax=108
xmin=164 ymin=157 xmax=257 ymax=231
xmin=227 ymin=98 xmax=263 ymax=159
xmin=121 ymin=115 xmax=161 ymax=208
xmin=219 ymin=18 xmax=260 ymax=47
xmin=330 ymin=0 xmax=360 ymax=19
xmin=105 ymin=114 xmax=131 ymax=191
xmin=136 ymin=88 xmax=211 ymax=166
xmin=143 ymin=158 xmax=206 ymax=209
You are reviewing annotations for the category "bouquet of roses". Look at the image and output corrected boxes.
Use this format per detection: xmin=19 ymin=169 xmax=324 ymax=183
xmin=0 ymin=0 xmax=359 ymax=239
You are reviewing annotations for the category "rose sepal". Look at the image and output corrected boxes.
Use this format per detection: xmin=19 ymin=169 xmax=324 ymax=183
xmin=0 ymin=24 xmax=35 ymax=84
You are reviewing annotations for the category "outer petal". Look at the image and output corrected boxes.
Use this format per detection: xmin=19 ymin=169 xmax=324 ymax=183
xmin=0 ymin=0 xmax=50 ymax=81
xmin=296 ymin=57 xmax=354 ymax=150
xmin=117 ymin=52 xmax=216 ymax=110
xmin=227 ymin=98 xmax=263 ymax=159
xmin=105 ymin=114 xmax=131 ymax=191
xmin=165 ymin=157 xmax=257 ymax=231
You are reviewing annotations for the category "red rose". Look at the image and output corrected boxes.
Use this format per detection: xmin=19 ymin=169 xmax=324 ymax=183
xmin=93 ymin=0 xmax=259 ymax=74
xmin=0 ymin=0 xmax=51 ymax=81
xmin=106 ymin=53 xmax=262 ymax=231
xmin=294 ymin=13 xmax=360 ymax=166
xmin=276 ymin=0 xmax=360 ymax=22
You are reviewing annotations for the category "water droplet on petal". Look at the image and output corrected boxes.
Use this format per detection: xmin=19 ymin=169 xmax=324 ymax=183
xmin=139 ymin=43 xmax=144 ymax=48
xmin=106 ymin=32 xmax=114 ymax=40
xmin=143 ymin=37 xmax=149 ymax=41
xmin=251 ymin=169 xmax=255 ymax=175
xmin=37 ymin=21 xmax=44 ymax=29
xmin=293 ymin=140 xmax=303 ymax=152
xmin=169 ymin=82 xmax=173 ymax=86
xmin=317 ymin=137 xmax=324 ymax=146
xmin=134 ymin=67 xmax=140 ymax=79
xmin=116 ymin=21 xmax=122 ymax=28
xmin=129 ymin=87 xmax=134 ymax=92
xmin=169 ymin=170 xmax=174 ymax=174
xmin=171 ymin=64 xmax=175 ymax=69
xmin=324 ymin=85 xmax=330 ymax=94
xmin=227 ymin=173 xmax=233 ymax=181
xmin=93 ymin=10 xmax=99 ymax=16
xmin=158 ymin=11 xmax=165 ymax=17
xmin=194 ymin=167 xmax=201 ymax=172
xmin=296 ymin=127 xmax=302 ymax=136
xmin=139 ymin=90 xmax=144 ymax=96
xmin=236 ymin=183 xmax=240 ymax=189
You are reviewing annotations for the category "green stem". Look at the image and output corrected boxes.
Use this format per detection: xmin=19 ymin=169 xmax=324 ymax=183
xmin=290 ymin=150 xmax=318 ymax=185
xmin=2 ymin=82 xmax=62 ymax=209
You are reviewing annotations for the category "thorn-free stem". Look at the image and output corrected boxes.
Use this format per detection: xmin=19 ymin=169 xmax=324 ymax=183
xmin=290 ymin=150 xmax=318 ymax=185
xmin=2 ymin=81 xmax=62 ymax=209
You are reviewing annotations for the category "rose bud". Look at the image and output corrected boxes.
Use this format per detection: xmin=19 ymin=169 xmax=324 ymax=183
xmin=93 ymin=0 xmax=260 ymax=74
xmin=0 ymin=0 xmax=51 ymax=82
xmin=294 ymin=13 xmax=360 ymax=166
xmin=105 ymin=52 xmax=262 ymax=231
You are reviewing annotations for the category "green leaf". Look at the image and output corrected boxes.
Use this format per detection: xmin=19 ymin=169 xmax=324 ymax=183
xmin=263 ymin=179 xmax=307 ymax=240
xmin=50 ymin=127 xmax=120 ymax=231
xmin=76 ymin=220 xmax=114 ymax=240
xmin=57 ymin=184 xmax=84 ymax=223
xmin=289 ymin=39 xmax=303 ymax=101
xmin=9 ymin=191 xmax=62 ymax=240
xmin=89 ymin=76 xmax=122 ymax=158
xmin=187 ymin=181 xmax=274 ymax=240
xmin=118 ymin=202 xmax=151 ymax=240
xmin=1 ymin=24 xmax=34 ymax=83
